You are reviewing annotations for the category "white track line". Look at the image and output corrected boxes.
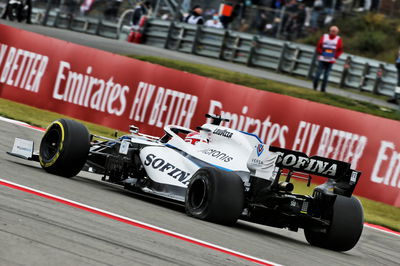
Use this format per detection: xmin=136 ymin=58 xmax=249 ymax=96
xmin=0 ymin=116 xmax=45 ymax=132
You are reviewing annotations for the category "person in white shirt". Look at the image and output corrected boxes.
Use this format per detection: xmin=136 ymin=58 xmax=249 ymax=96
xmin=204 ymin=13 xmax=223 ymax=29
xmin=387 ymin=48 xmax=400 ymax=105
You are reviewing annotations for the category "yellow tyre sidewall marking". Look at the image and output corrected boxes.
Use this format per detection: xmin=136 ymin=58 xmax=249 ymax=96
xmin=39 ymin=121 xmax=65 ymax=168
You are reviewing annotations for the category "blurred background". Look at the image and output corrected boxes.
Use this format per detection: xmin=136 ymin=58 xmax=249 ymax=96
xmin=1 ymin=0 xmax=400 ymax=62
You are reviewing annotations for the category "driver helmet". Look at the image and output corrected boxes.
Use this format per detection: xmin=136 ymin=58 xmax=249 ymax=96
xmin=185 ymin=132 xmax=208 ymax=145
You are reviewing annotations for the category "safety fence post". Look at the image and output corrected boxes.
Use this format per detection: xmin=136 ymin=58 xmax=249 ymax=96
xmin=246 ymin=35 xmax=259 ymax=67
xmin=175 ymin=25 xmax=185 ymax=50
xmin=164 ymin=21 xmax=174 ymax=48
xmin=140 ymin=17 xmax=150 ymax=43
xmin=164 ymin=21 xmax=175 ymax=49
xmin=41 ymin=0 xmax=52 ymax=26
xmin=358 ymin=61 xmax=369 ymax=90
xmin=307 ymin=51 xmax=317 ymax=80
xmin=229 ymin=36 xmax=240 ymax=62
xmin=289 ymin=46 xmax=300 ymax=74
xmin=373 ymin=63 xmax=384 ymax=94
xmin=277 ymin=42 xmax=288 ymax=73
xmin=94 ymin=18 xmax=101 ymax=36
xmin=53 ymin=11 xmax=60 ymax=27
xmin=66 ymin=14 xmax=73 ymax=30
xmin=218 ymin=30 xmax=229 ymax=60
xmin=191 ymin=25 xmax=201 ymax=54
xmin=339 ymin=56 xmax=352 ymax=88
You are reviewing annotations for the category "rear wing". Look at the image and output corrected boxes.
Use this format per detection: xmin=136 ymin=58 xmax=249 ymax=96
xmin=247 ymin=145 xmax=361 ymax=197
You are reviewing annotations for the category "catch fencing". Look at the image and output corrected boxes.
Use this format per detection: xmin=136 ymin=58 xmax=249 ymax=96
xmin=141 ymin=19 xmax=398 ymax=97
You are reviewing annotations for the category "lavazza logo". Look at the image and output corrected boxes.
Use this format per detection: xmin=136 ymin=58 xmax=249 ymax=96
xmin=213 ymin=128 xmax=233 ymax=138
xmin=276 ymin=153 xmax=338 ymax=177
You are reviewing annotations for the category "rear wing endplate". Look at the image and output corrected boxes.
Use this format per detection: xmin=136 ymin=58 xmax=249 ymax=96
xmin=247 ymin=145 xmax=361 ymax=197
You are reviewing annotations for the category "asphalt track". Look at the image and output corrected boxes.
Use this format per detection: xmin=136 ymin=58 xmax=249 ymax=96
xmin=1 ymin=121 xmax=400 ymax=266
xmin=0 ymin=20 xmax=400 ymax=266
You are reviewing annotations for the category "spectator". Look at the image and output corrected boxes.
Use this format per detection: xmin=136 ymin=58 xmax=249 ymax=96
xmin=387 ymin=48 xmax=400 ymax=104
xmin=80 ymin=0 xmax=96 ymax=16
xmin=286 ymin=0 xmax=299 ymax=12
xmin=370 ymin=0 xmax=380 ymax=11
xmin=184 ymin=5 xmax=204 ymax=25
xmin=310 ymin=0 xmax=323 ymax=30
xmin=132 ymin=1 xmax=151 ymax=26
xmin=1 ymin=0 xmax=32 ymax=23
xmin=219 ymin=2 xmax=235 ymax=29
xmin=354 ymin=0 xmax=371 ymax=11
xmin=271 ymin=0 xmax=286 ymax=9
xmin=204 ymin=13 xmax=224 ymax=28
xmin=364 ymin=0 xmax=372 ymax=11
xmin=60 ymin=0 xmax=78 ymax=17
xmin=104 ymin=0 xmax=123 ymax=20
xmin=251 ymin=8 xmax=269 ymax=34
xmin=323 ymin=0 xmax=335 ymax=25
xmin=282 ymin=0 xmax=302 ymax=37
xmin=182 ymin=0 xmax=191 ymax=13
xmin=25 ymin=0 xmax=32 ymax=23
xmin=290 ymin=3 xmax=306 ymax=38
xmin=313 ymin=25 xmax=343 ymax=92
xmin=127 ymin=1 xmax=151 ymax=43
xmin=303 ymin=0 xmax=314 ymax=27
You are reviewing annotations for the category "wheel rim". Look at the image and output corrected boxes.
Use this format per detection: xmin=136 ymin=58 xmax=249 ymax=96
xmin=189 ymin=177 xmax=207 ymax=210
xmin=40 ymin=127 xmax=61 ymax=161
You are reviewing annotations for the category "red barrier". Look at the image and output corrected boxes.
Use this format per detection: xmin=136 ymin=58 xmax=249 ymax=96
xmin=1 ymin=24 xmax=399 ymax=206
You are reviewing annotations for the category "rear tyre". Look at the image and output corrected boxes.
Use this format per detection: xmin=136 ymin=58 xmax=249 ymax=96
xmin=185 ymin=167 xmax=244 ymax=225
xmin=39 ymin=119 xmax=90 ymax=178
xmin=304 ymin=195 xmax=364 ymax=251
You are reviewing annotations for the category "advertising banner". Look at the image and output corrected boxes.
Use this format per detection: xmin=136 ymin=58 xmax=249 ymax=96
xmin=1 ymin=24 xmax=399 ymax=206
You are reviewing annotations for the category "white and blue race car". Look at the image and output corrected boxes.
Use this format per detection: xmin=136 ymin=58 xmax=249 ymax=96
xmin=9 ymin=114 xmax=364 ymax=252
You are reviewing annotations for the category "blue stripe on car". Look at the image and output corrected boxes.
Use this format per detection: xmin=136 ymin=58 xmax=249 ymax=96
xmin=238 ymin=130 xmax=263 ymax=143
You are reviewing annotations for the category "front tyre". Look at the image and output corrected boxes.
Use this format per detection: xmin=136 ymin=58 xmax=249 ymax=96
xmin=185 ymin=167 xmax=244 ymax=225
xmin=304 ymin=195 xmax=364 ymax=252
xmin=39 ymin=119 xmax=90 ymax=177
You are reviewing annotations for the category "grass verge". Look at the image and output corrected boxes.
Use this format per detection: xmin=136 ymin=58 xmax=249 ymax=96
xmin=0 ymin=97 xmax=399 ymax=232
xmin=0 ymin=98 xmax=117 ymax=137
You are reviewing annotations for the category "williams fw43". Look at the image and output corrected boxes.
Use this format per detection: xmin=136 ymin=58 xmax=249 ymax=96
xmin=8 ymin=114 xmax=364 ymax=252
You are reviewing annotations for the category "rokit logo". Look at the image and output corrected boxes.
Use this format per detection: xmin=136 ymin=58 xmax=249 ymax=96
xmin=144 ymin=154 xmax=191 ymax=184
xmin=199 ymin=148 xmax=233 ymax=162
xmin=213 ymin=128 xmax=233 ymax=138
xmin=276 ymin=153 xmax=338 ymax=177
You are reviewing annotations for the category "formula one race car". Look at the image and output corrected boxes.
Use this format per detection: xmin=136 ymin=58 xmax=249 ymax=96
xmin=8 ymin=114 xmax=364 ymax=252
